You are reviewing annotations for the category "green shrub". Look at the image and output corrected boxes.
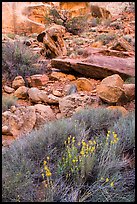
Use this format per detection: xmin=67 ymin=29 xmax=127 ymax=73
xmin=6 ymin=33 xmax=16 ymax=40
xmin=95 ymin=33 xmax=116 ymax=45
xmin=2 ymin=95 xmax=18 ymax=112
xmin=124 ymin=76 xmax=135 ymax=84
xmin=2 ymin=108 xmax=135 ymax=202
xmin=45 ymin=7 xmax=88 ymax=35
xmin=2 ymin=41 xmax=40 ymax=83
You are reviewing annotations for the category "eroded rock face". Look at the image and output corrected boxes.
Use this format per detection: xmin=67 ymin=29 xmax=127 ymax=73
xmin=96 ymin=74 xmax=124 ymax=103
xmin=37 ymin=24 xmax=67 ymax=58
xmin=2 ymin=2 xmax=47 ymax=34
xmin=59 ymin=2 xmax=90 ymax=18
xmin=2 ymin=106 xmax=36 ymax=137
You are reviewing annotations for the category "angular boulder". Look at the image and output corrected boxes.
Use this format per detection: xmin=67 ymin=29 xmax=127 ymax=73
xmin=96 ymin=74 xmax=124 ymax=103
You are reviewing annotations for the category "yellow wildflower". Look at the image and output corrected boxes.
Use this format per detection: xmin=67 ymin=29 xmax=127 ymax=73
xmin=44 ymin=161 xmax=47 ymax=165
xmin=110 ymin=182 xmax=114 ymax=187
xmin=80 ymin=150 xmax=84 ymax=155
xmin=41 ymin=173 xmax=45 ymax=179
xmin=78 ymin=142 xmax=81 ymax=146
xmin=72 ymin=159 xmax=76 ymax=163
xmin=93 ymin=140 xmax=96 ymax=145
xmin=106 ymin=178 xmax=109 ymax=182
xmin=46 ymin=170 xmax=52 ymax=177
xmin=47 ymin=156 xmax=50 ymax=160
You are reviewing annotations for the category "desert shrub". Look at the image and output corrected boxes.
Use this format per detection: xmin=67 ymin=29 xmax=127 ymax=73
xmin=2 ymin=108 xmax=135 ymax=202
xmin=71 ymin=107 xmax=122 ymax=138
xmin=45 ymin=7 xmax=88 ymax=35
xmin=90 ymin=17 xmax=101 ymax=27
xmin=6 ymin=33 xmax=16 ymax=40
xmin=2 ymin=95 xmax=18 ymax=112
xmin=95 ymin=33 xmax=116 ymax=45
xmin=124 ymin=76 xmax=135 ymax=84
xmin=2 ymin=41 xmax=40 ymax=83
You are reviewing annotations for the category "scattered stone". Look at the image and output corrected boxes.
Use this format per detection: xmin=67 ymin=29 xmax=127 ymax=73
xmin=14 ymin=86 xmax=29 ymax=99
xmin=12 ymin=76 xmax=25 ymax=90
xmin=123 ymin=83 xmax=135 ymax=101
xmin=52 ymin=90 xmax=62 ymax=97
xmin=2 ymin=125 xmax=13 ymax=135
xmin=3 ymin=85 xmax=15 ymax=94
xmin=75 ymin=77 xmax=95 ymax=92
xmin=37 ymin=24 xmax=67 ymax=58
xmin=27 ymin=74 xmax=49 ymax=87
xmin=28 ymin=87 xmax=42 ymax=103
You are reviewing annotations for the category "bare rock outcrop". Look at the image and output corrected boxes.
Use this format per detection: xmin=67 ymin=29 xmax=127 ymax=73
xmin=51 ymin=48 xmax=135 ymax=80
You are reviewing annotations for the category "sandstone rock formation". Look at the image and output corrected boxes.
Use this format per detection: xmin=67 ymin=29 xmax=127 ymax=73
xmin=51 ymin=47 xmax=135 ymax=80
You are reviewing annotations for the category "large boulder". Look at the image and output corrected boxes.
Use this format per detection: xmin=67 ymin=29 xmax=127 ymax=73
xmin=34 ymin=104 xmax=56 ymax=128
xmin=96 ymin=74 xmax=124 ymax=103
xmin=2 ymin=106 xmax=36 ymax=137
xmin=59 ymin=93 xmax=99 ymax=117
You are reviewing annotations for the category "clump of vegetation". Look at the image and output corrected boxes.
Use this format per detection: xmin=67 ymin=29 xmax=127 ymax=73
xmin=2 ymin=95 xmax=18 ymax=112
xmin=124 ymin=76 xmax=135 ymax=84
xmin=6 ymin=33 xmax=16 ymax=40
xmin=95 ymin=33 xmax=116 ymax=45
xmin=45 ymin=8 xmax=88 ymax=35
xmin=2 ymin=108 xmax=135 ymax=202
xmin=2 ymin=40 xmax=44 ymax=84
